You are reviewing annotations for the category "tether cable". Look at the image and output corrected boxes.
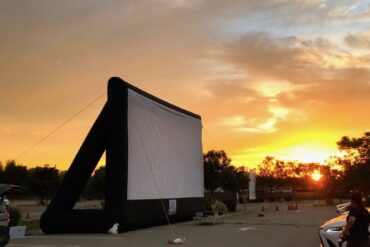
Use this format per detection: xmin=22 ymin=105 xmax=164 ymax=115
xmin=130 ymin=114 xmax=178 ymax=241
xmin=203 ymin=126 xmax=218 ymax=151
xmin=15 ymin=92 xmax=106 ymax=160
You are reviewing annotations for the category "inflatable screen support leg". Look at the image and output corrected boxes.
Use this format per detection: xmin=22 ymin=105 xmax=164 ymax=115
xmin=40 ymin=78 xmax=128 ymax=234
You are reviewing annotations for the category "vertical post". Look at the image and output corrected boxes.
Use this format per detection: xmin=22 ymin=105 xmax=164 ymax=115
xmin=249 ymin=169 xmax=257 ymax=202
xmin=105 ymin=77 xmax=128 ymax=228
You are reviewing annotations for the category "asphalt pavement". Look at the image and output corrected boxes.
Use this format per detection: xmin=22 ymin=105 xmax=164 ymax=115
xmin=8 ymin=202 xmax=336 ymax=247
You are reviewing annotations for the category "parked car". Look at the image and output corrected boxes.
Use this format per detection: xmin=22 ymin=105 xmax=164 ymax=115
xmin=0 ymin=184 xmax=20 ymax=246
xmin=0 ymin=200 xmax=10 ymax=246
xmin=319 ymin=208 xmax=370 ymax=247
xmin=336 ymin=201 xmax=350 ymax=214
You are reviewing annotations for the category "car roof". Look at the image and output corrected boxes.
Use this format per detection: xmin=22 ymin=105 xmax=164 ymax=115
xmin=0 ymin=184 xmax=20 ymax=196
xmin=322 ymin=208 xmax=370 ymax=228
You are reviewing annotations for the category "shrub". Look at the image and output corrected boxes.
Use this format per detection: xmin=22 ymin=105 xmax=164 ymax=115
xmin=6 ymin=206 xmax=22 ymax=226
xmin=204 ymin=194 xmax=215 ymax=211
xmin=224 ymin=200 xmax=236 ymax=212
xmin=211 ymin=200 xmax=228 ymax=214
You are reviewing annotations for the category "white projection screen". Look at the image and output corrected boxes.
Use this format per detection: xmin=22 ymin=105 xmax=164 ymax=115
xmin=127 ymin=89 xmax=204 ymax=200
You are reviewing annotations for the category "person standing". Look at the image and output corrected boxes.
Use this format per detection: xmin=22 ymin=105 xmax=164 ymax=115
xmin=341 ymin=192 xmax=370 ymax=247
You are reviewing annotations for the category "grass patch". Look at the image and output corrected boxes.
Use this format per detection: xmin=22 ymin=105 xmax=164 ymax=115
xmin=19 ymin=220 xmax=40 ymax=231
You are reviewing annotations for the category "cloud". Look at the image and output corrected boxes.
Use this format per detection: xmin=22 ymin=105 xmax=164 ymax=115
xmin=1 ymin=0 xmax=370 ymax=168
xmin=219 ymin=115 xmax=277 ymax=134
xmin=219 ymin=115 xmax=249 ymax=127
xmin=240 ymin=118 xmax=278 ymax=134
xmin=202 ymin=29 xmax=370 ymax=143
xmin=221 ymin=32 xmax=349 ymax=82
xmin=345 ymin=31 xmax=370 ymax=49
xmin=219 ymin=31 xmax=370 ymax=96
xmin=195 ymin=80 xmax=273 ymax=127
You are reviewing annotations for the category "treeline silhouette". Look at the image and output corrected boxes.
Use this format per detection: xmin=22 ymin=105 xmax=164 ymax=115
xmin=204 ymin=132 xmax=369 ymax=201
xmin=1 ymin=132 xmax=368 ymax=204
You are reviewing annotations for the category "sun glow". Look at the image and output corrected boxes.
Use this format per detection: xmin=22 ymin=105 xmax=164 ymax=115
xmin=311 ymin=171 xmax=322 ymax=181
xmin=231 ymin=139 xmax=344 ymax=168
xmin=275 ymin=144 xmax=343 ymax=164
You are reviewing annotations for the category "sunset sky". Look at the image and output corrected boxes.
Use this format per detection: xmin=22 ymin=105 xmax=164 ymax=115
xmin=0 ymin=0 xmax=369 ymax=170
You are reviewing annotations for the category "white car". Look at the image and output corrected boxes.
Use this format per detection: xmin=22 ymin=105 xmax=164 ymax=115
xmin=336 ymin=201 xmax=350 ymax=215
xmin=2 ymin=197 xmax=10 ymax=206
xmin=319 ymin=208 xmax=370 ymax=247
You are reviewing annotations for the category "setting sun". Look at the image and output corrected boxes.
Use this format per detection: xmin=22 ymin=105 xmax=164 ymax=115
xmin=311 ymin=171 xmax=323 ymax=182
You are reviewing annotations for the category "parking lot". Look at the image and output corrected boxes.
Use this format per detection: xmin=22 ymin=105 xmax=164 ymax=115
xmin=7 ymin=202 xmax=336 ymax=247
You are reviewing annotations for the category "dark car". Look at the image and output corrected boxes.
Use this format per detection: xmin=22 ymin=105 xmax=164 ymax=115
xmin=0 ymin=199 xmax=10 ymax=246
xmin=0 ymin=184 xmax=19 ymax=246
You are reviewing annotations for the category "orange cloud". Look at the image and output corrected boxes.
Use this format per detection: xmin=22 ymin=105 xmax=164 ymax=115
xmin=0 ymin=1 xmax=369 ymax=169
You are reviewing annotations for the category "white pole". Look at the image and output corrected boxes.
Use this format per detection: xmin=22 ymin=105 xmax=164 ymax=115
xmin=249 ymin=169 xmax=257 ymax=202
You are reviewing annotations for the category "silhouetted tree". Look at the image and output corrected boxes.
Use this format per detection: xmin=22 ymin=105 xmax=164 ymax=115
xmin=219 ymin=165 xmax=237 ymax=192
xmin=235 ymin=166 xmax=250 ymax=191
xmin=203 ymin=150 xmax=249 ymax=193
xmin=259 ymin=157 xmax=296 ymax=192
xmin=0 ymin=160 xmax=28 ymax=186
xmin=258 ymin=156 xmax=274 ymax=193
xmin=337 ymin=132 xmax=370 ymax=165
xmin=83 ymin=166 xmax=106 ymax=200
xmin=27 ymin=165 xmax=60 ymax=205
xmin=204 ymin=150 xmax=231 ymax=192
xmin=336 ymin=132 xmax=370 ymax=193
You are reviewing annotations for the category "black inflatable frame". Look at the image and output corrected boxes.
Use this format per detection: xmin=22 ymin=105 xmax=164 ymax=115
xmin=40 ymin=77 xmax=204 ymax=234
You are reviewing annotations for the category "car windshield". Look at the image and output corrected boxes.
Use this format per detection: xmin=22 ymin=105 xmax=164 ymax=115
xmin=0 ymin=204 xmax=5 ymax=214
